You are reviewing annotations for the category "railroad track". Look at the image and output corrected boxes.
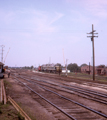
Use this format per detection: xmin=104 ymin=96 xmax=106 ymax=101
xmin=82 ymin=82 xmax=107 ymax=89
xmin=12 ymin=71 xmax=107 ymax=104
xmin=12 ymin=74 xmax=107 ymax=120
xmin=15 ymin=74 xmax=107 ymax=105
xmin=13 ymin=69 xmax=107 ymax=88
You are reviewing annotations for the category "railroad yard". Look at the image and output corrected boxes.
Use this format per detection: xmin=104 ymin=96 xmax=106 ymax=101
xmin=0 ymin=69 xmax=107 ymax=120
xmin=1 ymin=0 xmax=107 ymax=120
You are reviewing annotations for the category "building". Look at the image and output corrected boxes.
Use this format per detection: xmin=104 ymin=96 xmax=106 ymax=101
xmin=81 ymin=64 xmax=107 ymax=76
xmin=81 ymin=65 xmax=93 ymax=74
xmin=96 ymin=65 xmax=107 ymax=75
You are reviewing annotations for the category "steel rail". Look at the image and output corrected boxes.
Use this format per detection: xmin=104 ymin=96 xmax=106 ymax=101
xmin=63 ymin=83 xmax=107 ymax=97
xmin=21 ymin=76 xmax=107 ymax=105
xmin=13 ymin=76 xmax=107 ymax=119
xmin=46 ymin=79 xmax=107 ymax=97
xmin=19 ymin=75 xmax=107 ymax=103
xmin=38 ymin=79 xmax=107 ymax=103
xmin=32 ymin=77 xmax=107 ymax=98
xmin=16 ymin=75 xmax=107 ymax=105
xmin=35 ymin=73 xmax=107 ymax=92
xmin=13 ymin=77 xmax=77 ymax=120
xmin=18 ymin=74 xmax=107 ymax=97
xmin=8 ymin=96 xmax=31 ymax=120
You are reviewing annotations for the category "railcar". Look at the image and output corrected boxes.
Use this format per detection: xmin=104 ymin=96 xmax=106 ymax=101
xmin=38 ymin=63 xmax=62 ymax=74
xmin=38 ymin=66 xmax=41 ymax=71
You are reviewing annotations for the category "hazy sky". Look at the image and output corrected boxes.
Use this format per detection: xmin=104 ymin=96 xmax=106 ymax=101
xmin=0 ymin=0 xmax=107 ymax=67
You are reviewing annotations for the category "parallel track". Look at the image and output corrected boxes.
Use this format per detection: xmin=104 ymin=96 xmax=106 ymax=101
xmin=12 ymin=74 xmax=107 ymax=120
xmin=17 ymin=74 xmax=107 ymax=105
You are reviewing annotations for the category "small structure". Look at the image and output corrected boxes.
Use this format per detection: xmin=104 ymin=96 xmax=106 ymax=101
xmin=81 ymin=64 xmax=107 ymax=76
xmin=81 ymin=65 xmax=93 ymax=74
xmin=0 ymin=62 xmax=4 ymax=78
xmin=62 ymin=67 xmax=70 ymax=73
xmin=96 ymin=65 xmax=107 ymax=75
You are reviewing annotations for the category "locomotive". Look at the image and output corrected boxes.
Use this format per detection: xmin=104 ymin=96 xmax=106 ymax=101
xmin=38 ymin=63 xmax=62 ymax=74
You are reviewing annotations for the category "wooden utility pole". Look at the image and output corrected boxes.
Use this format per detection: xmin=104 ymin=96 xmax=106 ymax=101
xmin=89 ymin=62 xmax=90 ymax=75
xmin=87 ymin=24 xmax=98 ymax=81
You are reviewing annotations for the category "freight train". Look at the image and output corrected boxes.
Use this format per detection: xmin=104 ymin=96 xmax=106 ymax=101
xmin=38 ymin=63 xmax=62 ymax=74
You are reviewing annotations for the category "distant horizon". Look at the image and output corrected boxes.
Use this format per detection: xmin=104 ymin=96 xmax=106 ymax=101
xmin=7 ymin=63 xmax=107 ymax=68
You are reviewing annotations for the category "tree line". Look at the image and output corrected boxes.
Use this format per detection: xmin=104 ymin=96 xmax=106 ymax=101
xmin=67 ymin=63 xmax=88 ymax=72
xmin=23 ymin=63 xmax=88 ymax=72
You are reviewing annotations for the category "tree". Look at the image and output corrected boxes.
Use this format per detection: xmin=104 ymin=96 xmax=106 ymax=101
xmin=67 ymin=63 xmax=80 ymax=72
xmin=31 ymin=65 xmax=34 ymax=69
xmin=24 ymin=66 xmax=30 ymax=69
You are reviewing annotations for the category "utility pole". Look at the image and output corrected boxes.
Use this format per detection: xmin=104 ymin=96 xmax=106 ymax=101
xmin=87 ymin=24 xmax=98 ymax=81
xmin=89 ymin=62 xmax=90 ymax=75
xmin=0 ymin=45 xmax=5 ymax=63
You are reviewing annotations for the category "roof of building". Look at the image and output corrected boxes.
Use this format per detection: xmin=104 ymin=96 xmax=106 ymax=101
xmin=0 ymin=62 xmax=4 ymax=65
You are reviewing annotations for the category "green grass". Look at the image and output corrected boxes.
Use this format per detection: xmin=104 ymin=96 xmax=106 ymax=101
xmin=66 ymin=72 xmax=107 ymax=82
xmin=4 ymin=79 xmax=12 ymax=88
xmin=0 ymin=102 xmax=17 ymax=120
xmin=0 ymin=103 xmax=3 ymax=114
xmin=18 ymin=112 xmax=25 ymax=120
xmin=17 ymin=103 xmax=36 ymax=120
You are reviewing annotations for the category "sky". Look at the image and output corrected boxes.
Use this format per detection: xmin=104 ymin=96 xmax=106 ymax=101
xmin=0 ymin=0 xmax=107 ymax=67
